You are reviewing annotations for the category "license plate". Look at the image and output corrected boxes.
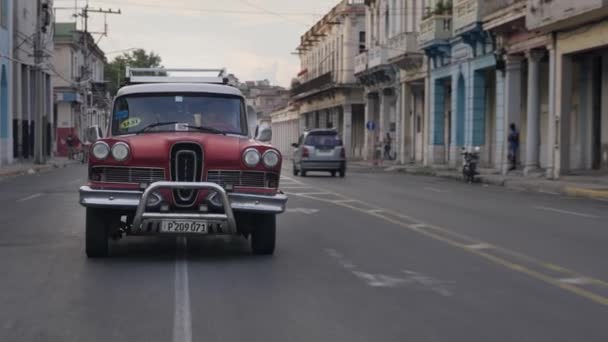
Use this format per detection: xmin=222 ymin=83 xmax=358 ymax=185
xmin=161 ymin=220 xmax=208 ymax=234
xmin=316 ymin=149 xmax=334 ymax=156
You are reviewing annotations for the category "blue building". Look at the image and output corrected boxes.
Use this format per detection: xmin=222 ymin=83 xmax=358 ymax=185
xmin=0 ymin=0 xmax=13 ymax=166
xmin=420 ymin=0 xmax=504 ymax=169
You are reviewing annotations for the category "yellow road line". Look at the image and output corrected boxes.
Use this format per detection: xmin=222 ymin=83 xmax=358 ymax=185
xmin=293 ymin=187 xmax=608 ymax=306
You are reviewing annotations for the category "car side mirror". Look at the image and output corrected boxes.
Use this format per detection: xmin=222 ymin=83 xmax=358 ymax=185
xmin=256 ymin=124 xmax=272 ymax=142
xmin=291 ymin=143 xmax=299 ymax=148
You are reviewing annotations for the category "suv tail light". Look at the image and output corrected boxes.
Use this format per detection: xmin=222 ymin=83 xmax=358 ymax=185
xmin=302 ymin=147 xmax=310 ymax=158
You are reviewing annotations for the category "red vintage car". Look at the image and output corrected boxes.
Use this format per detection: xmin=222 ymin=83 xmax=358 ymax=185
xmin=79 ymin=68 xmax=288 ymax=257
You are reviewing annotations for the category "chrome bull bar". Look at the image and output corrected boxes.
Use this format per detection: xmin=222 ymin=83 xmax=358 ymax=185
xmin=132 ymin=181 xmax=237 ymax=234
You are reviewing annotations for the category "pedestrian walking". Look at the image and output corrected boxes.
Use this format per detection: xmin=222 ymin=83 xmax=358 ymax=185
xmin=383 ymin=132 xmax=393 ymax=160
xmin=508 ymin=123 xmax=520 ymax=171
xmin=66 ymin=133 xmax=75 ymax=160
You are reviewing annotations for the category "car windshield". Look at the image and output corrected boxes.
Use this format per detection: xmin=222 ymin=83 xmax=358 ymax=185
xmin=112 ymin=94 xmax=247 ymax=136
xmin=305 ymin=133 xmax=342 ymax=147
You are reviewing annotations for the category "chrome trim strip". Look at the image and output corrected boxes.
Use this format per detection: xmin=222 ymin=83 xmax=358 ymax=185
xmin=174 ymin=150 xmax=198 ymax=203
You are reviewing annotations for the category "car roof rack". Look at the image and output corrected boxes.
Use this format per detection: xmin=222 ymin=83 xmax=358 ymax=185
xmin=125 ymin=67 xmax=229 ymax=85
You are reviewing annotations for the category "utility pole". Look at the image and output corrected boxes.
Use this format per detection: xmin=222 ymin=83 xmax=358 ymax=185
xmin=78 ymin=3 xmax=120 ymax=141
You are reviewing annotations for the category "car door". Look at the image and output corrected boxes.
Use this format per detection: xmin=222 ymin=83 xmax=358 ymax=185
xmin=294 ymin=134 xmax=304 ymax=165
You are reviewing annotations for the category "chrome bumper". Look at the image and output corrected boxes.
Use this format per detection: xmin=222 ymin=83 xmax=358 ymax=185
xmin=79 ymin=182 xmax=288 ymax=234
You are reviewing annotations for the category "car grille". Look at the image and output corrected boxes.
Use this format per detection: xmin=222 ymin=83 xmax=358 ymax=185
xmin=91 ymin=167 xmax=165 ymax=183
xmin=171 ymin=143 xmax=204 ymax=207
xmin=207 ymin=170 xmax=279 ymax=188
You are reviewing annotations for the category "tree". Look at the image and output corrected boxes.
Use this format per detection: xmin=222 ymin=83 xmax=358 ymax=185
xmin=104 ymin=49 xmax=163 ymax=95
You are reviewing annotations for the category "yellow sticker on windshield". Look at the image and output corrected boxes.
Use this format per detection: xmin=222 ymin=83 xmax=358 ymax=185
xmin=120 ymin=118 xmax=142 ymax=129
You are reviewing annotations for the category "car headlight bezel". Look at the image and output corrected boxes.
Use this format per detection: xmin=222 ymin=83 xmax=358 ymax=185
xmin=92 ymin=141 xmax=110 ymax=160
xmin=111 ymin=142 xmax=131 ymax=162
xmin=243 ymin=148 xmax=261 ymax=168
xmin=262 ymin=150 xmax=280 ymax=169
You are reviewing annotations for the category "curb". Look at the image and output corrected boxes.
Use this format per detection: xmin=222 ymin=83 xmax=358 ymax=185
xmin=563 ymin=187 xmax=608 ymax=201
xmin=0 ymin=161 xmax=78 ymax=179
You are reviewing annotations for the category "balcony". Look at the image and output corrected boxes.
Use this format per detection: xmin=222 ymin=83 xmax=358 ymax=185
xmin=419 ymin=14 xmax=453 ymax=48
xmin=367 ymin=45 xmax=389 ymax=69
xmin=526 ymin=0 xmax=608 ymax=31
xmin=387 ymin=32 xmax=423 ymax=70
xmin=290 ymin=72 xmax=334 ymax=98
xmin=453 ymin=0 xmax=512 ymax=35
xmin=354 ymin=52 xmax=368 ymax=75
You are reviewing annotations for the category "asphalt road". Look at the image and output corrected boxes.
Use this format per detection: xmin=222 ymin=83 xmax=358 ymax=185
xmin=0 ymin=165 xmax=607 ymax=341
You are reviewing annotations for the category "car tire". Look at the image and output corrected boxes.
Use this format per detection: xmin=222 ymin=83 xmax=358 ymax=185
xmin=331 ymin=171 xmax=336 ymax=177
xmin=301 ymin=169 xmax=307 ymax=177
xmin=293 ymin=162 xmax=299 ymax=176
xmin=251 ymin=214 xmax=276 ymax=255
xmin=86 ymin=208 xmax=110 ymax=258
xmin=339 ymin=168 xmax=346 ymax=178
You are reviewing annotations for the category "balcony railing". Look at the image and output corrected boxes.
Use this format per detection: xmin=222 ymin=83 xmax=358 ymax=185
xmin=367 ymin=45 xmax=389 ymax=69
xmin=290 ymin=72 xmax=334 ymax=97
xmin=419 ymin=14 xmax=453 ymax=48
xmin=354 ymin=52 xmax=368 ymax=74
xmin=453 ymin=0 xmax=513 ymax=35
xmin=387 ymin=32 xmax=419 ymax=61
xmin=526 ymin=0 xmax=607 ymax=31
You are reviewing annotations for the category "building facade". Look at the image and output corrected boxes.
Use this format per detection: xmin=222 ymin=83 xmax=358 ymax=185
xmin=12 ymin=0 xmax=54 ymax=161
xmin=52 ymin=22 xmax=108 ymax=157
xmin=527 ymin=0 xmax=608 ymax=177
xmin=0 ymin=0 xmax=12 ymax=166
xmin=355 ymin=0 xmax=427 ymax=163
xmin=293 ymin=0 xmax=367 ymax=159
xmin=269 ymin=105 xmax=300 ymax=160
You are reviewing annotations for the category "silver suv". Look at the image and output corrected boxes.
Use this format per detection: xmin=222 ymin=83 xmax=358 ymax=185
xmin=292 ymin=129 xmax=346 ymax=177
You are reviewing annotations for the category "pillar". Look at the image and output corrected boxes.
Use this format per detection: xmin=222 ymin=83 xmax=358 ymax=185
xmin=502 ymin=55 xmax=523 ymax=174
xmin=342 ymin=104 xmax=353 ymax=158
xmin=546 ymin=44 xmax=557 ymax=178
xmin=363 ymin=93 xmax=374 ymax=161
xmin=555 ymin=54 xmax=574 ymax=178
xmin=400 ymin=82 xmax=412 ymax=163
xmin=524 ymin=50 xmax=545 ymax=174
xmin=423 ymin=73 xmax=431 ymax=166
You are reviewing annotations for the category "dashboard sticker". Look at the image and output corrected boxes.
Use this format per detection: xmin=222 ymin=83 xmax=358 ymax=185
xmin=120 ymin=117 xmax=142 ymax=129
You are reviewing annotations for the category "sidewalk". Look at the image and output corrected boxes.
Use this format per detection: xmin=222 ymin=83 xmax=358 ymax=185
xmin=350 ymin=160 xmax=608 ymax=201
xmin=0 ymin=158 xmax=80 ymax=179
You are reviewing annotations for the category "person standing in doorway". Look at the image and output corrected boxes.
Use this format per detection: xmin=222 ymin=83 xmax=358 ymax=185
xmin=508 ymin=123 xmax=520 ymax=171
xmin=383 ymin=132 xmax=393 ymax=161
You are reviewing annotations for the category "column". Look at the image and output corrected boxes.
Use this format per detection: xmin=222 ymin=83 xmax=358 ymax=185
xmin=342 ymin=104 xmax=353 ymax=158
xmin=502 ymin=55 xmax=523 ymax=174
xmin=524 ymin=50 xmax=545 ymax=174
xmin=379 ymin=91 xmax=388 ymax=137
xmin=363 ymin=93 xmax=373 ymax=161
xmin=546 ymin=44 xmax=557 ymax=178
xmin=401 ymin=82 xmax=412 ymax=163
xmin=423 ymin=73 xmax=431 ymax=166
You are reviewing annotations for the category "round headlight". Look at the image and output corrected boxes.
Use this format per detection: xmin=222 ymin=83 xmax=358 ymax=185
xmin=262 ymin=150 xmax=280 ymax=168
xmin=92 ymin=142 xmax=110 ymax=160
xmin=111 ymin=142 xmax=130 ymax=161
xmin=243 ymin=148 xmax=261 ymax=167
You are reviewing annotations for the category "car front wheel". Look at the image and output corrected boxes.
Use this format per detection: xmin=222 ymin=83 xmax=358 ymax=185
xmin=251 ymin=214 xmax=276 ymax=255
xmin=86 ymin=208 xmax=111 ymax=258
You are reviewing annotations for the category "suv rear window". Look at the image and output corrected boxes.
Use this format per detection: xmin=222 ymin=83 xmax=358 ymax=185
xmin=305 ymin=132 xmax=342 ymax=147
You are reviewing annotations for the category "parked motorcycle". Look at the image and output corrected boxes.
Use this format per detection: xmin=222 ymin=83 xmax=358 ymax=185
xmin=462 ymin=147 xmax=480 ymax=183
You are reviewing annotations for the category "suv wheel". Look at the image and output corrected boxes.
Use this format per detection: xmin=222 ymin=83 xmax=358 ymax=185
xmin=331 ymin=171 xmax=336 ymax=177
xmin=251 ymin=214 xmax=276 ymax=255
xmin=339 ymin=168 xmax=346 ymax=178
xmin=86 ymin=208 xmax=111 ymax=258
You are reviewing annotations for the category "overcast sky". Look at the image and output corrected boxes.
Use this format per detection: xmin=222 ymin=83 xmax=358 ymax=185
xmin=55 ymin=0 xmax=340 ymax=87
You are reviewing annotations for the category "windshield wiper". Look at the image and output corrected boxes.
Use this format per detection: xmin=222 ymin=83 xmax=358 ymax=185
xmin=136 ymin=121 xmax=178 ymax=135
xmin=184 ymin=125 xmax=227 ymax=136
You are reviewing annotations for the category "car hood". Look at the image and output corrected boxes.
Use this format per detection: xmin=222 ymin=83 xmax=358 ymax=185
xmin=115 ymin=133 xmax=250 ymax=169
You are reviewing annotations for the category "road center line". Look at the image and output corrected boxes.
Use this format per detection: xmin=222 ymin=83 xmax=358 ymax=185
xmin=534 ymin=206 xmax=600 ymax=219
xmin=424 ymin=187 xmax=448 ymax=193
xmin=16 ymin=193 xmax=43 ymax=202
xmin=173 ymin=237 xmax=192 ymax=342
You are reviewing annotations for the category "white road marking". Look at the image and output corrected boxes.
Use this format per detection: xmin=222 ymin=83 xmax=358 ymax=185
xmin=534 ymin=206 xmax=600 ymax=219
xmin=465 ymin=243 xmax=494 ymax=250
xmin=368 ymin=209 xmax=384 ymax=214
xmin=538 ymin=190 xmax=560 ymax=196
xmin=331 ymin=199 xmax=359 ymax=204
xmin=173 ymin=237 xmax=192 ymax=342
xmin=280 ymin=186 xmax=311 ymax=190
xmin=286 ymin=208 xmax=320 ymax=215
xmin=558 ymin=277 xmax=592 ymax=285
xmin=68 ymin=178 xmax=83 ymax=185
xmin=16 ymin=193 xmax=43 ymax=202
xmin=291 ymin=192 xmax=331 ymax=196
xmin=424 ymin=187 xmax=448 ymax=193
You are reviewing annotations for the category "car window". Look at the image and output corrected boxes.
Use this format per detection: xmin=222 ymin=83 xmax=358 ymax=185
xmin=112 ymin=94 xmax=247 ymax=136
xmin=304 ymin=133 xmax=342 ymax=147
